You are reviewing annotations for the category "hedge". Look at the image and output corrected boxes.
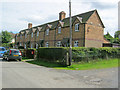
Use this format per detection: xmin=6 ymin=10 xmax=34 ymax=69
xmin=37 ymin=47 xmax=120 ymax=64
xmin=37 ymin=47 xmax=68 ymax=65
xmin=72 ymin=47 xmax=120 ymax=62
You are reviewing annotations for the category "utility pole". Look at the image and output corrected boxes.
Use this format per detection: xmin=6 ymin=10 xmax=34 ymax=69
xmin=69 ymin=0 xmax=72 ymax=66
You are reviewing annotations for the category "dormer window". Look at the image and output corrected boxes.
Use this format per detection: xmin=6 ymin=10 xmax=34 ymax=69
xmin=46 ymin=29 xmax=49 ymax=35
xmin=58 ymin=27 xmax=61 ymax=34
xmin=75 ymin=23 xmax=79 ymax=31
xmin=37 ymin=31 xmax=39 ymax=37
xmin=31 ymin=32 xmax=33 ymax=37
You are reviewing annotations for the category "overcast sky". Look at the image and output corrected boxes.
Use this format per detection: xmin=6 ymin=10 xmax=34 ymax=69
xmin=0 ymin=0 xmax=119 ymax=37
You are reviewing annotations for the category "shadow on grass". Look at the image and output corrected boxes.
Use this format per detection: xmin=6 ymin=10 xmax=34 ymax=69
xmin=26 ymin=58 xmax=118 ymax=70
xmin=26 ymin=60 xmax=67 ymax=68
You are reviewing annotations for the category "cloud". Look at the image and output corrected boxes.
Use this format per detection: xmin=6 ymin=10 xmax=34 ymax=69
xmin=0 ymin=0 xmax=119 ymax=37
xmin=20 ymin=15 xmax=45 ymax=24
xmin=90 ymin=2 xmax=117 ymax=10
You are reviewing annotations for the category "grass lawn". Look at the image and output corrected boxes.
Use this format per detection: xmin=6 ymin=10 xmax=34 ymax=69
xmin=27 ymin=58 xmax=119 ymax=70
xmin=22 ymin=57 xmax=34 ymax=61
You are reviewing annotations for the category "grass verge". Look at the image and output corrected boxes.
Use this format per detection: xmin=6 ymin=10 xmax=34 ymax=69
xmin=22 ymin=57 xmax=34 ymax=61
xmin=27 ymin=58 xmax=119 ymax=70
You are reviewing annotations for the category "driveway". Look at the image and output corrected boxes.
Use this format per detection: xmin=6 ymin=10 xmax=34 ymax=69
xmin=1 ymin=58 xmax=118 ymax=88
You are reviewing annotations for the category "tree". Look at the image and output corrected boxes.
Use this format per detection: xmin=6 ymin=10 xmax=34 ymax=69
xmin=104 ymin=32 xmax=120 ymax=44
xmin=114 ymin=31 xmax=120 ymax=38
xmin=2 ymin=31 xmax=13 ymax=43
xmin=104 ymin=32 xmax=114 ymax=43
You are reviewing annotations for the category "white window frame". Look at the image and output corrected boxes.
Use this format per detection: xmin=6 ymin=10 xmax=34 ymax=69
xmin=36 ymin=43 xmax=38 ymax=49
xmin=56 ymin=41 xmax=61 ymax=47
xmin=75 ymin=23 xmax=80 ymax=31
xmin=31 ymin=32 xmax=33 ymax=37
xmin=24 ymin=44 xmax=26 ymax=49
xmin=37 ymin=31 xmax=39 ymax=37
xmin=20 ymin=43 xmax=22 ymax=46
xmin=46 ymin=29 xmax=49 ymax=35
xmin=58 ymin=27 xmax=61 ymax=34
xmin=46 ymin=42 xmax=49 ymax=47
xmin=31 ymin=43 xmax=33 ymax=48
xmin=74 ymin=40 xmax=79 ymax=47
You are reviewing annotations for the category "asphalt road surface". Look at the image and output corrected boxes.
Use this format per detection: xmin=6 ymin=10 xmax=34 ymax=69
xmin=0 ymin=58 xmax=118 ymax=88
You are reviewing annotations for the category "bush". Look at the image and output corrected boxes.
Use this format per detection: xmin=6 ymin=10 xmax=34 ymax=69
xmin=37 ymin=47 xmax=68 ymax=64
xmin=36 ymin=47 xmax=120 ymax=64
xmin=72 ymin=47 xmax=120 ymax=62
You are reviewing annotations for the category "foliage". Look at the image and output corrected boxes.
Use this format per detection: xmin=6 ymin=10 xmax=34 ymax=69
xmin=104 ymin=32 xmax=113 ymax=40
xmin=27 ymin=59 xmax=66 ymax=67
xmin=2 ymin=43 xmax=14 ymax=48
xmin=1 ymin=31 xmax=13 ymax=43
xmin=104 ymin=32 xmax=120 ymax=44
xmin=72 ymin=47 xmax=120 ymax=62
xmin=114 ymin=31 xmax=120 ymax=38
xmin=36 ymin=47 xmax=120 ymax=65
xmin=2 ymin=43 xmax=10 ymax=47
xmin=37 ymin=47 xmax=68 ymax=64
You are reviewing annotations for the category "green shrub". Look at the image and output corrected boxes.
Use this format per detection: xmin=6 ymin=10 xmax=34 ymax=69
xmin=72 ymin=47 xmax=120 ymax=62
xmin=36 ymin=47 xmax=120 ymax=64
xmin=37 ymin=47 xmax=68 ymax=64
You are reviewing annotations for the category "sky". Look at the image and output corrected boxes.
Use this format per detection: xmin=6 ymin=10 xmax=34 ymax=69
xmin=0 ymin=0 xmax=119 ymax=37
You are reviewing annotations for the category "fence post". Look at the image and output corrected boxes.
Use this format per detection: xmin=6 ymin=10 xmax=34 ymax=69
xmin=66 ymin=52 xmax=69 ymax=65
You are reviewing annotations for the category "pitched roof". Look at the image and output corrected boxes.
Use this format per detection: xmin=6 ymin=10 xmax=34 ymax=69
xmin=20 ymin=10 xmax=98 ymax=33
xmin=10 ymin=33 xmax=15 ymax=38
xmin=103 ymin=38 xmax=110 ymax=44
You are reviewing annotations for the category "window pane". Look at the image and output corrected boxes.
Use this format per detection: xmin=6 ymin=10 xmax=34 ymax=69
xmin=58 ymin=27 xmax=61 ymax=33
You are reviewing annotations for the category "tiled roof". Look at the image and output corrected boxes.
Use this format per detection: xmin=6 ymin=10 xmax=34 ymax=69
xmin=20 ymin=10 xmax=99 ymax=33
xmin=103 ymin=38 xmax=110 ymax=44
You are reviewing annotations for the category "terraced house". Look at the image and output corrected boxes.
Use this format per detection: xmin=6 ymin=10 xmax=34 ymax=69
xmin=15 ymin=10 xmax=105 ymax=49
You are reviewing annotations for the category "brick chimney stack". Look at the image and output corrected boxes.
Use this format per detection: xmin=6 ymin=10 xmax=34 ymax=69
xmin=28 ymin=23 xmax=32 ymax=29
xmin=59 ymin=11 xmax=66 ymax=20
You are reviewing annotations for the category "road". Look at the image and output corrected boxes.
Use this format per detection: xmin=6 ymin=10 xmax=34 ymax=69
xmin=0 ymin=58 xmax=118 ymax=88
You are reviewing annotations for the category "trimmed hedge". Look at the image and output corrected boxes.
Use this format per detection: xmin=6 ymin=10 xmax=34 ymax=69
xmin=37 ymin=47 xmax=120 ymax=64
xmin=72 ymin=47 xmax=120 ymax=62
xmin=37 ymin=47 xmax=68 ymax=64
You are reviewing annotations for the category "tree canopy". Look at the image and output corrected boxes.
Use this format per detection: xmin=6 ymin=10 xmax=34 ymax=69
xmin=114 ymin=31 xmax=120 ymax=38
xmin=2 ymin=31 xmax=13 ymax=43
xmin=104 ymin=31 xmax=120 ymax=44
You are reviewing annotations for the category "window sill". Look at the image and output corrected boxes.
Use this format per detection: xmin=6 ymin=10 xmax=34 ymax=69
xmin=75 ymin=30 xmax=79 ymax=32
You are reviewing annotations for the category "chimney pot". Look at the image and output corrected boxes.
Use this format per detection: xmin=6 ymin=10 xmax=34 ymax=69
xmin=28 ymin=23 xmax=32 ymax=29
xmin=59 ymin=11 xmax=66 ymax=20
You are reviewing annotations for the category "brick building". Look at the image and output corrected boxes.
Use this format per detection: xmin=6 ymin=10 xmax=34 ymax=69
xmin=15 ymin=10 xmax=105 ymax=49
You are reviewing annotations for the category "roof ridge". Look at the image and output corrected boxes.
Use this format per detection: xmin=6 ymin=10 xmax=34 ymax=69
xmin=20 ymin=9 xmax=96 ymax=32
